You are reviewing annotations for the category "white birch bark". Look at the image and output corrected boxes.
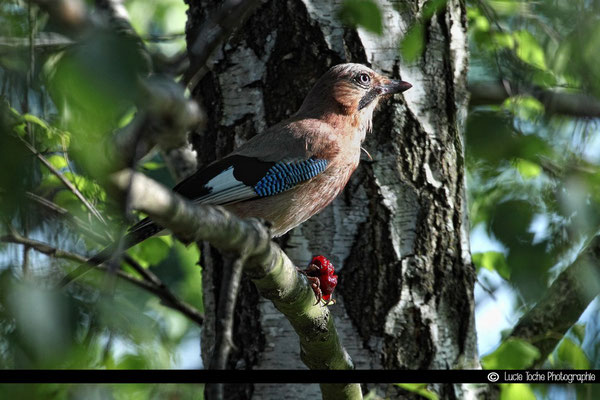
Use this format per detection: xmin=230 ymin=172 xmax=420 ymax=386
xmin=186 ymin=0 xmax=477 ymax=398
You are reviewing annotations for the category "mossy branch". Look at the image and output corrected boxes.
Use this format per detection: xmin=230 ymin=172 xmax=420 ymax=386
xmin=110 ymin=169 xmax=362 ymax=400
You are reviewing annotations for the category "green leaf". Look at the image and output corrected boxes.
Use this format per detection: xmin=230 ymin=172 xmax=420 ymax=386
xmin=488 ymin=0 xmax=532 ymax=16
xmin=175 ymin=241 xmax=203 ymax=313
xmin=512 ymin=158 xmax=542 ymax=179
xmin=493 ymin=32 xmax=514 ymax=49
xmin=472 ymin=251 xmax=510 ymax=280
xmin=141 ymin=161 xmax=166 ymax=171
xmin=502 ymin=96 xmax=544 ymax=120
xmin=22 ymin=113 xmax=51 ymax=131
xmin=53 ymin=190 xmax=87 ymax=215
xmin=396 ymin=384 xmax=439 ymax=400
xmin=514 ymin=30 xmax=547 ymax=70
xmin=482 ymin=338 xmax=540 ymax=369
xmin=500 ymin=384 xmax=536 ymax=400
xmin=556 ymin=338 xmax=590 ymax=369
xmin=401 ymin=22 xmax=425 ymax=62
xmin=47 ymin=154 xmax=68 ymax=170
xmin=572 ymin=324 xmax=586 ymax=344
xmin=338 ymin=0 xmax=383 ymax=35
xmin=128 ymin=236 xmax=172 ymax=267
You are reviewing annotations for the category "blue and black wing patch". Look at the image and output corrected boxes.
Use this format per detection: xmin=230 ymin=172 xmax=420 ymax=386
xmin=171 ymin=155 xmax=328 ymax=205
xmin=126 ymin=156 xmax=327 ymax=243
xmin=253 ymin=159 xmax=328 ymax=197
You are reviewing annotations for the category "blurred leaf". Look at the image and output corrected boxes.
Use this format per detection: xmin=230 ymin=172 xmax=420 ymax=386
xmin=467 ymin=7 xmax=490 ymax=32
xmin=175 ymin=241 xmax=203 ymax=314
xmin=22 ymin=113 xmax=51 ymax=132
xmin=47 ymin=29 xmax=148 ymax=179
xmin=0 ymin=271 xmax=80 ymax=368
xmin=512 ymin=158 xmax=542 ymax=179
xmin=53 ymin=190 xmax=87 ymax=216
xmin=422 ymin=0 xmax=447 ymax=19
xmin=47 ymin=154 xmax=68 ymax=170
xmin=482 ymin=338 xmax=540 ymax=369
xmin=466 ymin=111 xmax=514 ymax=165
xmin=472 ymin=251 xmax=511 ymax=280
xmin=338 ymin=0 xmax=383 ymax=35
xmin=556 ymin=338 xmax=590 ymax=369
xmin=490 ymin=199 xmax=535 ymax=244
xmin=488 ymin=0 xmax=532 ymax=16
xmin=493 ymin=32 xmax=515 ymax=49
xmin=116 ymin=353 xmax=149 ymax=369
xmin=128 ymin=236 xmax=172 ymax=268
xmin=499 ymin=383 xmax=536 ymax=400
xmin=572 ymin=324 xmax=586 ymax=344
xmin=514 ymin=30 xmax=547 ymax=70
xmin=0 ymin=128 xmax=32 ymax=216
xmin=401 ymin=22 xmax=424 ymax=62
xmin=141 ymin=161 xmax=166 ymax=171
xmin=502 ymin=96 xmax=544 ymax=121
xmin=396 ymin=383 xmax=439 ymax=400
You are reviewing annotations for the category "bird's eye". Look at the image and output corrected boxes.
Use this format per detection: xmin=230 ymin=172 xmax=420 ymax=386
xmin=356 ymin=73 xmax=371 ymax=86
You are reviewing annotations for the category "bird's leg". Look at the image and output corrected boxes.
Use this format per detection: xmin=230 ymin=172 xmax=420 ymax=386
xmin=297 ymin=264 xmax=324 ymax=305
xmin=308 ymin=276 xmax=323 ymax=305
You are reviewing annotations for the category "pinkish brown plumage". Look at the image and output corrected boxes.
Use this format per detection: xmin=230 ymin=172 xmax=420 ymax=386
xmin=126 ymin=63 xmax=412 ymax=243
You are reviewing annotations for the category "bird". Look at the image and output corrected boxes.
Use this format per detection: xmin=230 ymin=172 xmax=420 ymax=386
xmin=85 ymin=63 xmax=411 ymax=270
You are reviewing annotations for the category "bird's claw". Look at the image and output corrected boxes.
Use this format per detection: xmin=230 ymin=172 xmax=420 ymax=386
xmin=297 ymin=256 xmax=338 ymax=307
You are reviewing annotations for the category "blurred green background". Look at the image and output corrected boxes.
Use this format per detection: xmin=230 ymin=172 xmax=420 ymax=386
xmin=1 ymin=0 xmax=599 ymax=399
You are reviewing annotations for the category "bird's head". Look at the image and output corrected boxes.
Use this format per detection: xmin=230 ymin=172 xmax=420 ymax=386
xmin=298 ymin=63 xmax=412 ymax=133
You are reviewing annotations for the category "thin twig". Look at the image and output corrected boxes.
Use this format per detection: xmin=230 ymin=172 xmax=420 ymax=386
xmin=144 ymin=32 xmax=185 ymax=42
xmin=18 ymin=136 xmax=107 ymax=225
xmin=25 ymin=191 xmax=110 ymax=243
xmin=1 ymin=232 xmax=205 ymax=326
xmin=206 ymin=255 xmax=245 ymax=399
xmin=0 ymin=33 xmax=74 ymax=53
xmin=469 ymin=81 xmax=600 ymax=118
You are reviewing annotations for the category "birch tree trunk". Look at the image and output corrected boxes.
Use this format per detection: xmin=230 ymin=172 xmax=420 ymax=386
xmin=185 ymin=0 xmax=478 ymax=398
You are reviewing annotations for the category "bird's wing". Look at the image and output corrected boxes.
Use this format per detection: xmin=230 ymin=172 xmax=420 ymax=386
xmin=125 ymin=154 xmax=327 ymax=243
xmin=173 ymin=154 xmax=328 ymax=204
xmin=127 ymin=119 xmax=335 ymax=242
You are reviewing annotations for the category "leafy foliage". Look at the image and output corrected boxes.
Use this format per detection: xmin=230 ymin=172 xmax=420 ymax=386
xmin=467 ymin=1 xmax=600 ymax=397
xmin=0 ymin=1 xmax=200 ymax=397
xmin=0 ymin=0 xmax=599 ymax=398
xmin=482 ymin=338 xmax=540 ymax=370
xmin=339 ymin=0 xmax=383 ymax=35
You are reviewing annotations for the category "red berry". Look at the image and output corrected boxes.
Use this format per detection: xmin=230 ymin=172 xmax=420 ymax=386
xmin=311 ymin=255 xmax=334 ymax=275
xmin=306 ymin=256 xmax=338 ymax=303
xmin=321 ymin=264 xmax=335 ymax=277
xmin=319 ymin=274 xmax=338 ymax=296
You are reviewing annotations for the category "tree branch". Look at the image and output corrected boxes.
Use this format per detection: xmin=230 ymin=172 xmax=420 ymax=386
xmin=468 ymin=81 xmax=600 ymax=118
xmin=0 ymin=232 xmax=205 ymax=327
xmin=0 ymin=33 xmax=74 ymax=54
xmin=29 ymin=0 xmax=204 ymax=169
xmin=109 ymin=169 xmax=362 ymax=400
xmin=508 ymin=235 xmax=600 ymax=366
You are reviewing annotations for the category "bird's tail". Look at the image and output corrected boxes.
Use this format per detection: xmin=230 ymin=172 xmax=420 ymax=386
xmin=59 ymin=218 xmax=164 ymax=287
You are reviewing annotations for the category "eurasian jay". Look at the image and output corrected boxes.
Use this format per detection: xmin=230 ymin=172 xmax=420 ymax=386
xmin=123 ymin=63 xmax=411 ymax=248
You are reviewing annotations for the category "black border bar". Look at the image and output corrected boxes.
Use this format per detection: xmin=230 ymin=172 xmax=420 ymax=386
xmin=0 ymin=370 xmax=598 ymax=384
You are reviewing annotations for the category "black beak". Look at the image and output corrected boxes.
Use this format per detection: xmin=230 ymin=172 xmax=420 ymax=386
xmin=379 ymin=79 xmax=412 ymax=95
